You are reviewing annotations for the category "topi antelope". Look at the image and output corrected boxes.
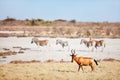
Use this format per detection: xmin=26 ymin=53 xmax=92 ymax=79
xmin=70 ymin=49 xmax=98 ymax=72
xmin=80 ymin=38 xmax=105 ymax=52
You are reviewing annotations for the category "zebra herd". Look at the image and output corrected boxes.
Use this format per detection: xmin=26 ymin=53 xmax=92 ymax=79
xmin=31 ymin=37 xmax=106 ymax=52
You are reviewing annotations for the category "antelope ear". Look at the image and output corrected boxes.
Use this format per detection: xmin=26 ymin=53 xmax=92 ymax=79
xmin=75 ymin=54 xmax=77 ymax=56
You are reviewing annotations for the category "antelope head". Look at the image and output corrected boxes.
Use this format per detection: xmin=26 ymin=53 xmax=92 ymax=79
xmin=70 ymin=49 xmax=77 ymax=62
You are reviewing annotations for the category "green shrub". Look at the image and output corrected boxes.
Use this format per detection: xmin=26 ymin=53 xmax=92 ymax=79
xmin=30 ymin=19 xmax=37 ymax=26
xmin=3 ymin=17 xmax=16 ymax=21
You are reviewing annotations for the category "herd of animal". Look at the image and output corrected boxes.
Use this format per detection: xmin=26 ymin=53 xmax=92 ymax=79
xmin=31 ymin=37 xmax=105 ymax=52
xmin=31 ymin=37 xmax=106 ymax=72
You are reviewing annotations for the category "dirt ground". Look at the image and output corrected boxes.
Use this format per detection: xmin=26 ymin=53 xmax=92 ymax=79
xmin=0 ymin=61 xmax=120 ymax=80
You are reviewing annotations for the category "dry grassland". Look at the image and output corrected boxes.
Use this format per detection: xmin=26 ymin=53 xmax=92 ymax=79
xmin=0 ymin=61 xmax=120 ymax=80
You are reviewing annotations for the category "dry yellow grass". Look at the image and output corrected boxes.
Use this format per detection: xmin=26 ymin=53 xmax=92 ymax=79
xmin=0 ymin=61 xmax=120 ymax=80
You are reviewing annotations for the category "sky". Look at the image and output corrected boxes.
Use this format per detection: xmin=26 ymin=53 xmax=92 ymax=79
xmin=0 ymin=0 xmax=120 ymax=22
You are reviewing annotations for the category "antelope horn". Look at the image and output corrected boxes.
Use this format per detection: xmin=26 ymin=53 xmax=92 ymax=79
xmin=71 ymin=49 xmax=75 ymax=54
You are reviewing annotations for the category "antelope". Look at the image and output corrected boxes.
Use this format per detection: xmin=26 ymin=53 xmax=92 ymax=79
xmin=70 ymin=49 xmax=98 ymax=72
xmin=89 ymin=37 xmax=106 ymax=52
xmin=80 ymin=38 xmax=105 ymax=52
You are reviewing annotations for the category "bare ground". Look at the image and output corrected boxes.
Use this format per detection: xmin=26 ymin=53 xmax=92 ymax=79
xmin=0 ymin=61 xmax=120 ymax=80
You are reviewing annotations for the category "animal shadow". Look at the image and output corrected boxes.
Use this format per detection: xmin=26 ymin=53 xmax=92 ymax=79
xmin=56 ymin=69 xmax=76 ymax=73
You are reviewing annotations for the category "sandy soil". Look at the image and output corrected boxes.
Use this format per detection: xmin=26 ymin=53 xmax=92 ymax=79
xmin=0 ymin=61 xmax=120 ymax=80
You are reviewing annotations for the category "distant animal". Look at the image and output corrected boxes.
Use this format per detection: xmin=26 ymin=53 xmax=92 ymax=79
xmin=80 ymin=38 xmax=105 ymax=52
xmin=70 ymin=49 xmax=98 ymax=72
xmin=89 ymin=37 xmax=106 ymax=52
xmin=56 ymin=39 xmax=68 ymax=48
xmin=31 ymin=37 xmax=48 ymax=46
xmin=80 ymin=39 xmax=95 ymax=48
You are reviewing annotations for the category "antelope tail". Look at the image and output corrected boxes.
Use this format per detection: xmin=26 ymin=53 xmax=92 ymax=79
xmin=94 ymin=59 xmax=98 ymax=65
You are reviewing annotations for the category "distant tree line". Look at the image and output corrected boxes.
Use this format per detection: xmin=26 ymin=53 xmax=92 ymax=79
xmin=0 ymin=16 xmax=120 ymax=27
